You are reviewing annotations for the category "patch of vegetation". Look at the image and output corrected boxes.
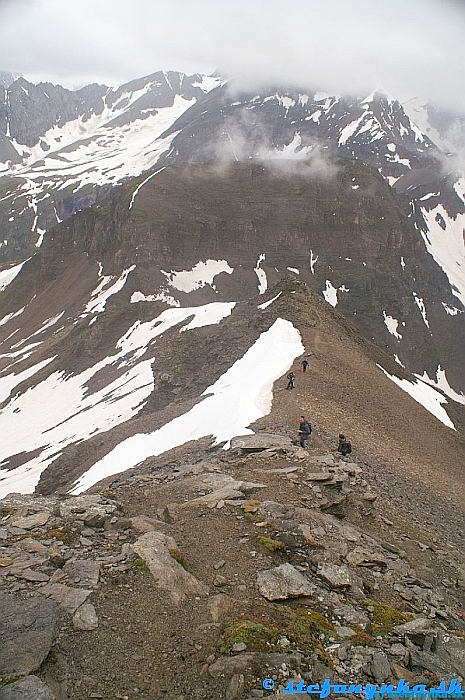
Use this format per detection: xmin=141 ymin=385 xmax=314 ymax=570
xmin=363 ymin=599 xmax=413 ymax=635
xmin=219 ymin=620 xmax=281 ymax=654
xmin=219 ymin=604 xmax=336 ymax=664
xmin=168 ymin=546 xmax=190 ymax=571
xmin=350 ymin=625 xmax=374 ymax=646
xmin=256 ymin=535 xmax=286 ymax=552
xmin=133 ymin=557 xmax=149 ymax=572
xmin=243 ymin=511 xmax=261 ymax=523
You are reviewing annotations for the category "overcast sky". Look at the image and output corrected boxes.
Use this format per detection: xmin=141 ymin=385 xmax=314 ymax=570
xmin=0 ymin=0 xmax=464 ymax=110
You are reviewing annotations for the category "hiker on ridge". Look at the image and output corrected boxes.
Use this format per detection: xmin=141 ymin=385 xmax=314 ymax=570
xmin=286 ymin=371 xmax=296 ymax=390
xmin=301 ymin=358 xmax=309 ymax=373
xmin=337 ymin=433 xmax=352 ymax=457
xmin=298 ymin=416 xmax=312 ymax=448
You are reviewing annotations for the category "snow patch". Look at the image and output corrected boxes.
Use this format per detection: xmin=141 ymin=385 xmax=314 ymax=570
xmin=69 ymin=318 xmax=304 ymax=494
xmin=0 ymin=259 xmax=30 ymax=291
xmin=413 ymin=292 xmax=430 ymax=329
xmin=442 ymin=302 xmax=463 ymax=316
xmin=0 ymin=301 xmax=236 ymax=497
xmin=377 ymin=365 xmax=455 ymax=430
xmin=419 ymin=204 xmax=465 ymax=307
xmin=323 ymin=281 xmax=349 ymax=307
xmin=383 ymin=312 xmax=402 ymax=340
xmin=84 ymin=265 xmax=135 ymax=314
xmin=161 ymin=260 xmax=234 ymax=293
xmin=414 ymin=365 xmax=465 ymax=406
xmin=254 ymin=254 xmax=267 ymax=295
xmin=258 ymin=292 xmax=282 ymax=310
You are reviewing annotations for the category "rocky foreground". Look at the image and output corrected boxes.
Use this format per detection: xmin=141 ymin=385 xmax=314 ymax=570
xmin=0 ymin=434 xmax=464 ymax=699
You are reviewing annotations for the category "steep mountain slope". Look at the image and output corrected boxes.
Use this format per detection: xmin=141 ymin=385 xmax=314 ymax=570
xmin=0 ymin=71 xmax=222 ymax=259
xmin=0 ymin=166 xmax=464 ymax=505
xmin=1 ymin=74 xmax=463 ymax=401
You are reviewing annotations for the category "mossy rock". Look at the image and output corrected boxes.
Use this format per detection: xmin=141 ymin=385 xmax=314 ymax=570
xmin=363 ymin=599 xmax=413 ymax=635
xmin=219 ymin=620 xmax=280 ymax=654
xmin=219 ymin=604 xmax=336 ymax=663
xmin=256 ymin=535 xmax=286 ymax=552
xmin=133 ymin=557 xmax=149 ymax=572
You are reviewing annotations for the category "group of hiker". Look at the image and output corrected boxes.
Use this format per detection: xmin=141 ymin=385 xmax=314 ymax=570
xmin=297 ymin=417 xmax=352 ymax=456
xmin=286 ymin=358 xmax=309 ymax=390
xmin=287 ymin=358 xmax=352 ymax=456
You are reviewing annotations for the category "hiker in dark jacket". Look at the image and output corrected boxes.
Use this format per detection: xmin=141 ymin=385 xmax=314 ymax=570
xmin=298 ymin=416 xmax=311 ymax=448
xmin=337 ymin=433 xmax=352 ymax=456
xmin=301 ymin=359 xmax=309 ymax=373
xmin=286 ymin=372 xmax=295 ymax=390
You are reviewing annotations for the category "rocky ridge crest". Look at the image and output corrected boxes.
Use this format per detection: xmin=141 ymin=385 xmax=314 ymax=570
xmin=1 ymin=434 xmax=464 ymax=699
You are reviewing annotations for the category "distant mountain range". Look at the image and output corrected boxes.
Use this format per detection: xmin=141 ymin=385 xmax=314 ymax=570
xmin=0 ymin=70 xmax=464 ymax=498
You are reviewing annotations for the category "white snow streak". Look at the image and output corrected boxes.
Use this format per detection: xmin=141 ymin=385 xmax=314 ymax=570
xmin=0 ymin=259 xmax=30 ymax=291
xmin=377 ymin=365 xmax=455 ymax=430
xmin=414 ymin=366 xmax=465 ymax=406
xmin=258 ymin=292 xmax=282 ymax=310
xmin=84 ymin=266 xmax=135 ymax=314
xmin=309 ymin=250 xmax=318 ymax=274
xmin=0 ymin=301 xmax=236 ymax=497
xmin=0 ymin=306 xmax=25 ymax=327
xmin=413 ymin=292 xmax=430 ymax=329
xmin=130 ymin=290 xmax=180 ymax=307
xmin=128 ymin=167 xmax=165 ymax=210
xmin=70 ymin=318 xmax=304 ymax=494
xmin=323 ymin=281 xmax=349 ymax=307
xmin=420 ymin=204 xmax=465 ymax=307
xmin=254 ymin=254 xmax=267 ymax=294
xmin=383 ymin=312 xmax=402 ymax=340
xmin=442 ymin=303 xmax=463 ymax=316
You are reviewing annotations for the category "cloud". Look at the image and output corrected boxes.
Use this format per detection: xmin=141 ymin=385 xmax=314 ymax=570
xmin=0 ymin=0 xmax=464 ymax=111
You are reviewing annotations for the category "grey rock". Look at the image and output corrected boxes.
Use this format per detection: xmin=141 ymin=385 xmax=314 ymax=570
xmin=371 ymin=652 xmax=391 ymax=682
xmin=230 ymin=434 xmax=292 ymax=451
xmin=307 ymin=455 xmax=336 ymax=464
xmin=73 ymin=603 xmax=98 ymax=631
xmin=18 ymin=539 xmax=49 ymax=554
xmin=131 ymin=531 xmax=209 ymax=604
xmin=0 ymin=592 xmax=59 ymax=677
xmin=346 ymin=547 xmax=388 ymax=568
xmin=257 ymin=563 xmax=316 ymax=601
xmin=0 ymin=675 xmax=55 ymax=699
xmin=335 ymin=625 xmax=356 ymax=638
xmin=227 ymin=673 xmax=244 ymax=700
xmin=63 ymin=559 xmax=100 ymax=588
xmin=317 ymin=562 xmax=352 ymax=588
xmin=16 ymin=569 xmax=50 ymax=582
xmin=436 ymin=631 xmax=465 ymax=678
xmin=208 ymin=593 xmax=233 ymax=622
xmin=209 ymin=653 xmax=258 ymax=678
xmin=11 ymin=511 xmax=50 ymax=530
xmin=306 ymin=473 xmax=334 ymax=482
xmin=59 ymin=495 xmax=117 ymax=524
xmin=130 ymin=515 xmax=166 ymax=532
xmin=333 ymin=603 xmax=372 ymax=632
xmin=392 ymin=617 xmax=435 ymax=646
xmin=410 ymin=650 xmax=456 ymax=678
xmin=42 ymin=583 xmax=92 ymax=614
xmin=187 ymin=487 xmax=246 ymax=507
